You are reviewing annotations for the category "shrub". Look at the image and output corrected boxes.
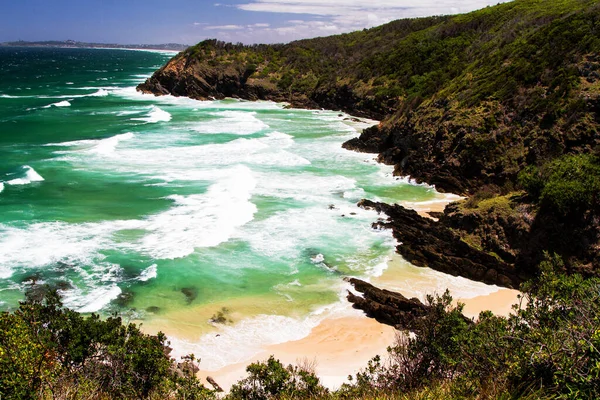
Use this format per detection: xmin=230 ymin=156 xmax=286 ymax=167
xmin=519 ymin=154 xmax=600 ymax=215
xmin=227 ymin=356 xmax=327 ymax=399
xmin=0 ymin=289 xmax=216 ymax=399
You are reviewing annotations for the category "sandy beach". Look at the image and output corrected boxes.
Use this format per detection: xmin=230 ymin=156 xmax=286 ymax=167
xmin=197 ymin=282 xmax=520 ymax=392
xmin=194 ymin=194 xmax=520 ymax=392
xmin=159 ymin=195 xmax=519 ymax=391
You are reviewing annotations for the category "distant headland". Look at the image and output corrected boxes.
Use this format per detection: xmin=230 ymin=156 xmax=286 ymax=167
xmin=0 ymin=40 xmax=188 ymax=52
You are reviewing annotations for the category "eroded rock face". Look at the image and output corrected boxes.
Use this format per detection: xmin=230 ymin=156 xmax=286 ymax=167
xmin=358 ymin=200 xmax=524 ymax=288
xmin=346 ymin=278 xmax=429 ymax=328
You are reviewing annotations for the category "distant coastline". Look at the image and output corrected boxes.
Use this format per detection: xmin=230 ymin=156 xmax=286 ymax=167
xmin=0 ymin=40 xmax=188 ymax=52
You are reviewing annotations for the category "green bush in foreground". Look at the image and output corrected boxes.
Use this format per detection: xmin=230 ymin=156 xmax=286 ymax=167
xmin=340 ymin=255 xmax=600 ymax=399
xmin=0 ymin=289 xmax=216 ymax=399
xmin=227 ymin=356 xmax=327 ymax=400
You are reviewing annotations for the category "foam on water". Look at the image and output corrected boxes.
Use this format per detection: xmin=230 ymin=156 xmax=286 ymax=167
xmin=192 ymin=111 xmax=269 ymax=135
xmin=0 ymin=182 xmax=4 ymax=194
xmin=42 ymin=100 xmax=71 ymax=108
xmin=254 ymin=171 xmax=357 ymax=203
xmin=169 ymin=314 xmax=321 ymax=370
xmin=54 ymin=132 xmax=310 ymax=181
xmin=62 ymin=284 xmax=122 ymax=313
xmin=131 ymin=105 xmax=172 ymax=123
xmin=138 ymin=264 xmax=157 ymax=281
xmin=89 ymin=132 xmax=135 ymax=155
xmin=36 ymin=89 xmax=110 ymax=99
xmin=237 ymin=204 xmax=392 ymax=264
xmin=0 ymin=219 xmax=142 ymax=278
xmin=138 ymin=166 xmax=257 ymax=259
xmin=6 ymin=165 xmax=44 ymax=185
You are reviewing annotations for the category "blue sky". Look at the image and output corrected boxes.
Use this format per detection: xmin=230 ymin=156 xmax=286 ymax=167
xmin=0 ymin=0 xmax=511 ymax=45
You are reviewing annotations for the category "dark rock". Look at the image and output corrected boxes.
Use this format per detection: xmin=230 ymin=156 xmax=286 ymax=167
xmin=427 ymin=211 xmax=444 ymax=219
xmin=346 ymin=278 xmax=429 ymax=328
xmin=181 ymin=287 xmax=198 ymax=304
xmin=55 ymin=281 xmax=73 ymax=291
xmin=207 ymin=376 xmax=224 ymax=392
xmin=21 ymin=273 xmax=42 ymax=284
xmin=146 ymin=306 xmax=161 ymax=313
xmin=358 ymin=199 xmax=522 ymax=288
xmin=114 ymin=290 xmax=134 ymax=307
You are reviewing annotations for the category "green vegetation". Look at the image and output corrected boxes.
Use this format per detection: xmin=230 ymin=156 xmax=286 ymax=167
xmin=3 ymin=256 xmax=598 ymax=399
xmin=339 ymin=256 xmax=600 ymax=399
xmin=0 ymin=289 xmax=217 ymax=399
xmin=9 ymin=0 xmax=600 ymax=398
xmin=228 ymin=356 xmax=327 ymax=400
xmin=519 ymin=153 xmax=600 ymax=216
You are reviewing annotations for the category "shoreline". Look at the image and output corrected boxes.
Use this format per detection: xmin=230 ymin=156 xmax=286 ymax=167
xmin=190 ymin=196 xmax=520 ymax=392
xmin=195 ymin=269 xmax=520 ymax=392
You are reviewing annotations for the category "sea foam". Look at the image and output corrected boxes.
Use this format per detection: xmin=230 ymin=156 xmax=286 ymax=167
xmin=89 ymin=132 xmax=135 ymax=155
xmin=62 ymin=284 xmax=122 ymax=313
xmin=193 ymin=111 xmax=269 ymax=135
xmin=139 ymin=166 xmax=257 ymax=259
xmin=169 ymin=314 xmax=320 ymax=370
xmin=6 ymin=165 xmax=44 ymax=185
xmin=138 ymin=264 xmax=157 ymax=281
xmin=42 ymin=100 xmax=71 ymax=108
xmin=131 ymin=105 xmax=172 ymax=123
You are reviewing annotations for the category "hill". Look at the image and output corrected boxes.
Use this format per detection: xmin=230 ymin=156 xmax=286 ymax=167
xmin=138 ymin=0 xmax=600 ymax=285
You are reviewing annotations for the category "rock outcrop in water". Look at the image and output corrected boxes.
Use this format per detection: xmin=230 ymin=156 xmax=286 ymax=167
xmin=346 ymin=278 xmax=430 ymax=328
xmin=358 ymin=200 xmax=523 ymax=288
xmin=138 ymin=0 xmax=600 ymax=283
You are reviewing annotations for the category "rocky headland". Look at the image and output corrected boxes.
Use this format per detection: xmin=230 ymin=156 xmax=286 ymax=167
xmin=137 ymin=0 xmax=600 ymax=306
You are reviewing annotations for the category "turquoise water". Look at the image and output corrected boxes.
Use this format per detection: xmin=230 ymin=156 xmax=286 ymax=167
xmin=0 ymin=47 xmax=453 ymax=367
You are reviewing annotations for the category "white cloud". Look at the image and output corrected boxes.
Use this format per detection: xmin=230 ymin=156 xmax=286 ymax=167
xmin=204 ymin=24 xmax=245 ymax=30
xmin=192 ymin=0 xmax=512 ymax=44
xmin=236 ymin=0 xmax=512 ymax=41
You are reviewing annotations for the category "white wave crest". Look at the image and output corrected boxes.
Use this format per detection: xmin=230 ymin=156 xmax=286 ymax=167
xmin=138 ymin=264 xmax=157 ymax=281
xmin=42 ymin=100 xmax=71 ymax=108
xmin=0 ymin=182 xmax=4 ymax=194
xmin=62 ymin=284 xmax=122 ymax=313
xmin=131 ymin=106 xmax=172 ymax=123
xmin=0 ymin=219 xmax=142 ymax=279
xmin=89 ymin=89 xmax=109 ymax=97
xmin=169 ymin=314 xmax=320 ymax=370
xmin=46 ymin=132 xmax=134 ymax=155
xmin=6 ymin=165 xmax=44 ymax=185
xmin=89 ymin=132 xmax=135 ymax=155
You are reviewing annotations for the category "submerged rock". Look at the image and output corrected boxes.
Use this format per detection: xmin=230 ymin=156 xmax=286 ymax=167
xmin=181 ymin=287 xmax=198 ymax=304
xmin=114 ymin=290 xmax=135 ymax=307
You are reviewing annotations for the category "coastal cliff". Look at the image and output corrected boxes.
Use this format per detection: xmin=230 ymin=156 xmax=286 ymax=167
xmin=138 ymin=0 xmax=600 ymax=286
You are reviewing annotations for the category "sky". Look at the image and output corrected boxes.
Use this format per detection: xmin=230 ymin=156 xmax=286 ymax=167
xmin=0 ymin=0 xmax=511 ymax=45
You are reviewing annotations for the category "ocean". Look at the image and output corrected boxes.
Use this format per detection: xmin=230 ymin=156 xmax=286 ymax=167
xmin=0 ymin=47 xmax=494 ymax=369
